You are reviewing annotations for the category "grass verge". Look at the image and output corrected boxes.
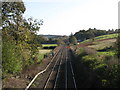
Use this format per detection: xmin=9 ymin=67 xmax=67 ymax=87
xmin=37 ymin=49 xmax=52 ymax=63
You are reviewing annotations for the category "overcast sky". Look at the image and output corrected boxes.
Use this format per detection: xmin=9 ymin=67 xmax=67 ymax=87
xmin=23 ymin=0 xmax=119 ymax=35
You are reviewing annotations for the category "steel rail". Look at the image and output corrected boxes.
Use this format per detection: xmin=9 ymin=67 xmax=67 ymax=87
xmin=25 ymin=47 xmax=62 ymax=90
xmin=53 ymin=47 xmax=65 ymax=89
xmin=65 ymin=47 xmax=68 ymax=89
xmin=70 ymin=61 xmax=77 ymax=89
xmin=68 ymin=49 xmax=77 ymax=89
xmin=43 ymin=48 xmax=64 ymax=89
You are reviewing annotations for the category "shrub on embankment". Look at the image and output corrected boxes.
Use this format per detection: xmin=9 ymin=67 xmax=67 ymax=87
xmin=75 ymin=47 xmax=120 ymax=88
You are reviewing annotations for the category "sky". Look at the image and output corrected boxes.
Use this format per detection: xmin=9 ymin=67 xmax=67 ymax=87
xmin=23 ymin=0 xmax=119 ymax=35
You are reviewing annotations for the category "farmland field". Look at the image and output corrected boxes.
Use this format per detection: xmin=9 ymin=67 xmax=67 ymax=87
xmin=81 ymin=33 xmax=118 ymax=43
xmin=42 ymin=44 xmax=58 ymax=47
xmin=39 ymin=49 xmax=52 ymax=54
xmin=88 ymin=39 xmax=116 ymax=50
xmin=37 ymin=49 xmax=52 ymax=62
xmin=37 ymin=44 xmax=57 ymax=62
xmin=94 ymin=33 xmax=118 ymax=40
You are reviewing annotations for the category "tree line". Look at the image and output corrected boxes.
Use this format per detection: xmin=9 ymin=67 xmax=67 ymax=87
xmin=74 ymin=28 xmax=118 ymax=41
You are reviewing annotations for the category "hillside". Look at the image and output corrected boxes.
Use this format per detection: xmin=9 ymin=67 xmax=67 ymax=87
xmin=73 ymin=33 xmax=119 ymax=88
xmin=77 ymin=33 xmax=118 ymax=53
xmin=81 ymin=33 xmax=118 ymax=43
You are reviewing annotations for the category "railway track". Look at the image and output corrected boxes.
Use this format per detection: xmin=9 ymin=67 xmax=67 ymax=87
xmin=43 ymin=47 xmax=64 ymax=89
xmin=27 ymin=46 xmax=77 ymax=89
xmin=43 ymin=46 xmax=77 ymax=89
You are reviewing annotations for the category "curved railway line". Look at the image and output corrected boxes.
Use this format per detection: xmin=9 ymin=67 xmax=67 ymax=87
xmin=25 ymin=46 xmax=77 ymax=89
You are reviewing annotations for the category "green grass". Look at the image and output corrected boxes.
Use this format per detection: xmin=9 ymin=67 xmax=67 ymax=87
xmin=88 ymin=39 xmax=116 ymax=50
xmin=37 ymin=53 xmax=44 ymax=62
xmin=42 ymin=44 xmax=58 ymax=47
xmin=39 ymin=49 xmax=52 ymax=54
xmin=81 ymin=33 xmax=118 ymax=43
xmin=95 ymin=33 xmax=118 ymax=40
xmin=81 ymin=34 xmax=117 ymax=50
xmin=97 ymin=51 xmax=116 ymax=56
xmin=37 ymin=49 xmax=52 ymax=62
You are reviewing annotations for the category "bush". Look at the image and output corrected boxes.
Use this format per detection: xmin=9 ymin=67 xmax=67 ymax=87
xmin=82 ymin=55 xmax=100 ymax=69
xmin=76 ymin=45 xmax=120 ymax=88
xmin=3 ymin=37 xmax=22 ymax=74
xmin=77 ymin=48 xmax=87 ymax=58
xmin=81 ymin=54 xmax=120 ymax=87
xmin=93 ymin=64 xmax=107 ymax=78
xmin=107 ymin=64 xmax=120 ymax=87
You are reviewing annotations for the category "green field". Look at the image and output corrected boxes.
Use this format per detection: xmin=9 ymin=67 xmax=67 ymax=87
xmin=37 ymin=44 xmax=57 ymax=62
xmin=81 ymin=33 xmax=118 ymax=43
xmin=94 ymin=33 xmax=118 ymax=40
xmin=37 ymin=49 xmax=52 ymax=62
xmin=88 ymin=39 xmax=116 ymax=50
xmin=42 ymin=44 xmax=58 ymax=47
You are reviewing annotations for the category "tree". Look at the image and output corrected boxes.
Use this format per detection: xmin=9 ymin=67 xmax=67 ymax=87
xmin=57 ymin=39 xmax=65 ymax=45
xmin=88 ymin=31 xmax=95 ymax=41
xmin=116 ymin=30 xmax=120 ymax=60
xmin=74 ymin=29 xmax=115 ymax=42
xmin=2 ymin=1 xmax=43 ymax=75
xmin=2 ymin=2 xmax=26 ymax=28
xmin=2 ymin=35 xmax=22 ymax=74
xmin=2 ymin=1 xmax=26 ymax=74
xmin=69 ymin=33 xmax=77 ymax=45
